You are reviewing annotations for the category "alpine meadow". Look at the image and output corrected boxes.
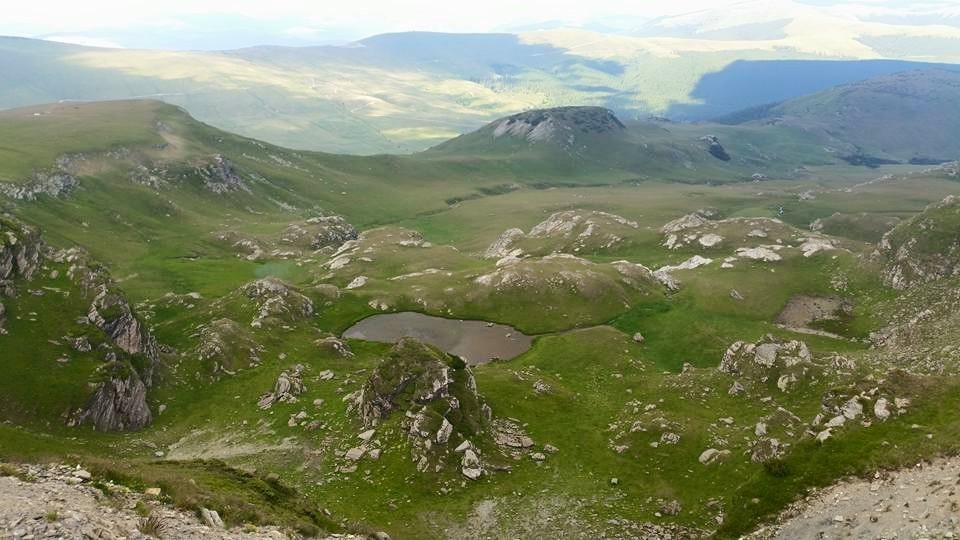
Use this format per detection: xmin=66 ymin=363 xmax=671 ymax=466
xmin=2 ymin=1 xmax=960 ymax=539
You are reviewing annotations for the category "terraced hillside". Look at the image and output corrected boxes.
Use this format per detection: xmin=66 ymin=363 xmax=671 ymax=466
xmin=1 ymin=96 xmax=960 ymax=539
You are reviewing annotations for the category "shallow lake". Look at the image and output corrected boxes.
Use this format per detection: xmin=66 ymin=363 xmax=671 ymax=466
xmin=342 ymin=312 xmax=533 ymax=365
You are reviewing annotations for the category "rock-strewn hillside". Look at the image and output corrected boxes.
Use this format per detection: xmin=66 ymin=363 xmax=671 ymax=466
xmin=1 ymin=216 xmax=159 ymax=431
xmin=877 ymin=195 xmax=960 ymax=290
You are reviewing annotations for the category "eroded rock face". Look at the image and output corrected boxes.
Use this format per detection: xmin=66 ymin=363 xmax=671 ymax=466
xmin=63 ymin=249 xmax=160 ymax=430
xmin=877 ymin=195 xmax=960 ymax=290
xmin=1 ymin=221 xmax=157 ymax=432
xmin=87 ymin=289 xmax=158 ymax=365
xmin=0 ymin=215 xmax=44 ymax=285
xmin=77 ymin=364 xmax=152 ymax=431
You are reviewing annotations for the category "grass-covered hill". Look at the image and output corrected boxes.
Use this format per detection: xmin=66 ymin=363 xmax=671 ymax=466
xmin=2 ymin=96 xmax=960 ymax=538
xmin=718 ymin=69 xmax=960 ymax=164
xmin=2 ymin=29 xmax=959 ymax=154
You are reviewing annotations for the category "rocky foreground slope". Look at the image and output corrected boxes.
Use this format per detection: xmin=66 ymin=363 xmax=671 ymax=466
xmin=748 ymin=456 xmax=960 ymax=539
xmin=0 ymin=463 xmax=360 ymax=540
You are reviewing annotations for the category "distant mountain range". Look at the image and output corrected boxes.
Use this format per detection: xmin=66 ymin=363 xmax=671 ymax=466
xmin=1 ymin=4 xmax=959 ymax=154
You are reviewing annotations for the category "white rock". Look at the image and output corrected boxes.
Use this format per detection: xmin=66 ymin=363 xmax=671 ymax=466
xmin=698 ymin=234 xmax=723 ymax=248
xmin=345 ymin=276 xmax=368 ymax=289
xmin=736 ymin=246 xmax=782 ymax=262
xmin=200 ymin=508 xmax=224 ymax=528
xmin=345 ymin=446 xmax=367 ymax=461
xmin=874 ymin=398 xmax=891 ymax=421
xmin=699 ymin=448 xmax=730 ymax=465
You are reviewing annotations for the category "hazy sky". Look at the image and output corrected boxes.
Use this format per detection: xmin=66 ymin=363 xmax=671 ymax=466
xmin=3 ymin=0 xmax=958 ymax=49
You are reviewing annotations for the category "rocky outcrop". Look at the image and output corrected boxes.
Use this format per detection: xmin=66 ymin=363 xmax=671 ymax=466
xmin=0 ymin=171 xmax=79 ymax=201
xmin=257 ymin=365 xmax=306 ymax=409
xmin=490 ymin=106 xmax=624 ymax=147
xmin=719 ymin=335 xmax=815 ymax=393
xmin=700 ymin=135 xmax=731 ymax=161
xmin=483 ymin=228 xmax=525 ymax=259
xmin=195 ymin=318 xmax=263 ymax=378
xmin=0 ymin=215 xmax=44 ymax=286
xmin=76 ymin=362 xmax=152 ymax=431
xmin=347 ymin=338 xmax=502 ymax=478
xmin=279 ymin=216 xmax=359 ymax=251
xmin=483 ymin=210 xmax=641 ymax=258
xmin=876 ymin=195 xmax=960 ymax=290
xmin=241 ymin=278 xmax=314 ymax=328
xmin=197 ymin=154 xmax=250 ymax=194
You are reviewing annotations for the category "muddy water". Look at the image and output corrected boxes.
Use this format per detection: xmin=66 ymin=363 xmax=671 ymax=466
xmin=342 ymin=312 xmax=532 ymax=365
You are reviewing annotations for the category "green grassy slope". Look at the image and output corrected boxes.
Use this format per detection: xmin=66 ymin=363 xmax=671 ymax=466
xmin=720 ymin=69 xmax=960 ymax=163
xmin=1 ymin=98 xmax=959 ymax=538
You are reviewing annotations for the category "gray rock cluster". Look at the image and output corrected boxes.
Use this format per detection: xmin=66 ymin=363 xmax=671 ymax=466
xmin=0 ymin=170 xmax=79 ymax=201
xmin=197 ymin=154 xmax=251 ymax=193
xmin=258 ymin=365 xmax=307 ymax=409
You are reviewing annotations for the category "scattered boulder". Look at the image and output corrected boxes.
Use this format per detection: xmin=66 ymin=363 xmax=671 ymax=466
xmin=750 ymin=438 xmax=783 ymax=463
xmin=700 ymin=135 xmax=731 ymax=161
xmin=257 ymin=365 xmax=306 ymax=409
xmin=199 ymin=507 xmax=224 ymax=528
xmin=660 ymin=500 xmax=682 ymax=516
xmin=314 ymin=335 xmax=353 ymax=357
xmin=699 ymin=448 xmax=731 ymax=465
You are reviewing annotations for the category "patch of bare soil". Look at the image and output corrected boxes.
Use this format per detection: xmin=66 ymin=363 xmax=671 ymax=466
xmin=775 ymin=295 xmax=853 ymax=338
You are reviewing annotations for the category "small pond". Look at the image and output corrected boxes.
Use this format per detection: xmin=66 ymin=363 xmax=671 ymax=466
xmin=342 ymin=312 xmax=533 ymax=365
